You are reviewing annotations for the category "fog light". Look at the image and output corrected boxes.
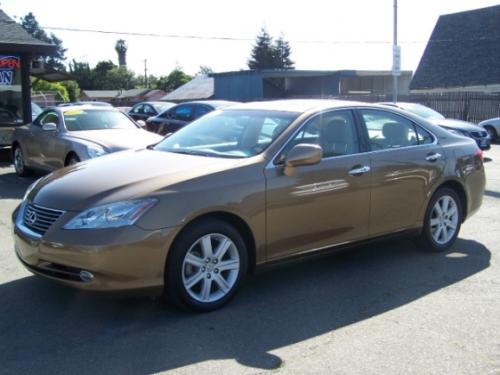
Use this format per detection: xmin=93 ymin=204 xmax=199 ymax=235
xmin=79 ymin=270 xmax=94 ymax=282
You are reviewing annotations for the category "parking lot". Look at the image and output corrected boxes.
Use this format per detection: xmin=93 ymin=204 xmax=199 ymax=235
xmin=0 ymin=145 xmax=499 ymax=375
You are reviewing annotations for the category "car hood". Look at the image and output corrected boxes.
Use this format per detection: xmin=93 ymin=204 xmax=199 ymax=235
xmin=428 ymin=118 xmax=483 ymax=132
xmin=65 ymin=129 xmax=163 ymax=151
xmin=30 ymin=149 xmax=248 ymax=211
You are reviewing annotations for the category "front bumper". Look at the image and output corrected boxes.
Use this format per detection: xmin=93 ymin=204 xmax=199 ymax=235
xmin=12 ymin=202 xmax=177 ymax=295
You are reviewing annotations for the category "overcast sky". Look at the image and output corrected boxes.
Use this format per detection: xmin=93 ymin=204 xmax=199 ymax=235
xmin=2 ymin=0 xmax=499 ymax=77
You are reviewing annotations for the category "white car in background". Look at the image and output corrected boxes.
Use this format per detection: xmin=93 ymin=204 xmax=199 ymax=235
xmin=478 ymin=117 xmax=500 ymax=142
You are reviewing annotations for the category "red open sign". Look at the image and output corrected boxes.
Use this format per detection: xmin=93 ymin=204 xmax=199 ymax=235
xmin=0 ymin=56 xmax=21 ymax=70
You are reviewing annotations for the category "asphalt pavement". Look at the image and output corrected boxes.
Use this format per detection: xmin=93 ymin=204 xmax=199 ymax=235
xmin=0 ymin=145 xmax=499 ymax=375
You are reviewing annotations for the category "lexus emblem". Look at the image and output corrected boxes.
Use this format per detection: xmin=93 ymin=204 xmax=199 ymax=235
xmin=26 ymin=210 xmax=37 ymax=225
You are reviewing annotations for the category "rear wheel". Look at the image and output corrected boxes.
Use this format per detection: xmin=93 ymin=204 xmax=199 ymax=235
xmin=419 ymin=188 xmax=462 ymax=252
xmin=13 ymin=146 xmax=31 ymax=177
xmin=484 ymin=126 xmax=497 ymax=142
xmin=165 ymin=219 xmax=247 ymax=311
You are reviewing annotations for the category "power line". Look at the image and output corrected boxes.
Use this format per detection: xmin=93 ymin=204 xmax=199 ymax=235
xmin=42 ymin=25 xmax=500 ymax=45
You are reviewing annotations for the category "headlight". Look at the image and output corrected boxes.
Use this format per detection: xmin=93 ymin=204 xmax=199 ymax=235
xmin=64 ymin=198 xmax=157 ymax=229
xmin=23 ymin=178 xmax=41 ymax=201
xmin=87 ymin=145 xmax=107 ymax=158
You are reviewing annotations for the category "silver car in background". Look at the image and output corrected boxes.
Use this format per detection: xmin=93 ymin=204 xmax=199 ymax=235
xmin=478 ymin=117 xmax=500 ymax=142
xmin=11 ymin=105 xmax=163 ymax=176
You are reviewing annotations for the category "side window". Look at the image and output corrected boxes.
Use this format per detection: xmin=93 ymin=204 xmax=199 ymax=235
xmin=39 ymin=111 xmax=59 ymax=126
xmin=143 ymin=105 xmax=156 ymax=115
xmin=172 ymin=105 xmax=193 ymax=121
xmin=131 ymin=104 xmax=144 ymax=114
xmin=415 ymin=125 xmax=434 ymax=144
xmin=195 ymin=105 xmax=212 ymax=118
xmin=360 ymin=109 xmax=418 ymax=150
xmin=283 ymin=110 xmax=359 ymax=159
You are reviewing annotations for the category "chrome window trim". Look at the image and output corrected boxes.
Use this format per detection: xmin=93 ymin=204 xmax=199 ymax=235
xmin=265 ymin=106 xmax=439 ymax=170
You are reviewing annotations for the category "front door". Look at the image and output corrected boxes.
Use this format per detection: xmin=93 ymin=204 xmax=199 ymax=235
xmin=265 ymin=109 xmax=372 ymax=261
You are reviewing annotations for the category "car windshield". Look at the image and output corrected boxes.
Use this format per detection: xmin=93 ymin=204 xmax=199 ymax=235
xmin=401 ymin=104 xmax=445 ymax=120
xmin=31 ymin=103 xmax=42 ymax=118
xmin=63 ymin=109 xmax=139 ymax=131
xmin=154 ymin=109 xmax=298 ymax=158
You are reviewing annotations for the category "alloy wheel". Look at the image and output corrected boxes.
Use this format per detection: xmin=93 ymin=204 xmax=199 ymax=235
xmin=429 ymin=195 xmax=459 ymax=245
xmin=181 ymin=233 xmax=240 ymax=303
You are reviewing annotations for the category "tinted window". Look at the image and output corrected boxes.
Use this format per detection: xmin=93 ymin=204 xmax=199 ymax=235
xmin=415 ymin=125 xmax=434 ymax=144
xmin=195 ymin=105 xmax=212 ymax=118
xmin=361 ymin=109 xmax=418 ymax=150
xmin=284 ymin=110 xmax=359 ymax=158
xmin=131 ymin=104 xmax=144 ymax=114
xmin=172 ymin=105 xmax=193 ymax=121
xmin=143 ymin=105 xmax=157 ymax=115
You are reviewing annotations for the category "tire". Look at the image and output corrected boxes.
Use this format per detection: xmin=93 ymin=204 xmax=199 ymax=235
xmin=484 ymin=126 xmax=497 ymax=142
xmin=419 ymin=188 xmax=462 ymax=252
xmin=66 ymin=153 xmax=80 ymax=166
xmin=165 ymin=219 xmax=248 ymax=312
xmin=13 ymin=146 xmax=31 ymax=177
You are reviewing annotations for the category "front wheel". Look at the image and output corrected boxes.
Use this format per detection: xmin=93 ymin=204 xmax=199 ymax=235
xmin=164 ymin=219 xmax=248 ymax=311
xmin=419 ymin=188 xmax=462 ymax=252
xmin=484 ymin=126 xmax=497 ymax=142
xmin=13 ymin=146 xmax=31 ymax=177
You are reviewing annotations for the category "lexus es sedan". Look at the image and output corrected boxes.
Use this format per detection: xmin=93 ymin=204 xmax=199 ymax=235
xmin=380 ymin=102 xmax=490 ymax=150
xmin=145 ymin=100 xmax=238 ymax=135
xmin=11 ymin=105 xmax=163 ymax=176
xmin=13 ymin=100 xmax=485 ymax=311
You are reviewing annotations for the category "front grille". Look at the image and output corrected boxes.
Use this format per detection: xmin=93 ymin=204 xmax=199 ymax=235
xmin=23 ymin=203 xmax=65 ymax=235
xmin=471 ymin=131 xmax=487 ymax=138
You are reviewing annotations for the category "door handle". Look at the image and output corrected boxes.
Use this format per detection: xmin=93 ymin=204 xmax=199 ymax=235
xmin=426 ymin=153 xmax=442 ymax=162
xmin=348 ymin=165 xmax=371 ymax=176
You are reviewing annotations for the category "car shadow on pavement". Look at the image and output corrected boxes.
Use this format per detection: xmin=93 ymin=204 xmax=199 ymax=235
xmin=0 ymin=238 xmax=490 ymax=374
xmin=0 ymin=165 xmax=38 ymax=199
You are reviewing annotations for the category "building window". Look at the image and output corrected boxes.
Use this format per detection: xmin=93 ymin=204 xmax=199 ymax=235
xmin=0 ymin=55 xmax=23 ymax=126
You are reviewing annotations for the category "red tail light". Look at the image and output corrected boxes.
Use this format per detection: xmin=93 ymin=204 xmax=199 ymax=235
xmin=476 ymin=148 xmax=483 ymax=162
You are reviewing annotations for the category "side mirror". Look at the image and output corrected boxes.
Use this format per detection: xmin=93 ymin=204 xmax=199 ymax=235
xmin=136 ymin=120 xmax=146 ymax=128
xmin=284 ymin=144 xmax=322 ymax=176
xmin=42 ymin=123 xmax=57 ymax=131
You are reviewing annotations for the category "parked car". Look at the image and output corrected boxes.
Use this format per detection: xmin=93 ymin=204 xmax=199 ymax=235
xmin=146 ymin=100 xmax=238 ymax=135
xmin=11 ymin=105 xmax=162 ymax=176
xmin=128 ymin=101 xmax=175 ymax=122
xmin=13 ymin=100 xmax=485 ymax=311
xmin=478 ymin=117 xmax=500 ymax=142
xmin=380 ymin=102 xmax=490 ymax=150
xmin=58 ymin=101 xmax=112 ymax=107
xmin=0 ymin=103 xmax=45 ymax=147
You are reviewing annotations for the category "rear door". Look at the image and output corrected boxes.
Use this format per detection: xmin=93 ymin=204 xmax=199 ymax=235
xmin=357 ymin=108 xmax=445 ymax=235
xmin=265 ymin=109 xmax=372 ymax=260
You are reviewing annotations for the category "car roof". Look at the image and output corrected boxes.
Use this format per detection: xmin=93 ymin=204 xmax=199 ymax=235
xmin=225 ymin=99 xmax=368 ymax=113
xmin=174 ymin=100 xmax=239 ymax=108
xmin=50 ymin=105 xmax=121 ymax=113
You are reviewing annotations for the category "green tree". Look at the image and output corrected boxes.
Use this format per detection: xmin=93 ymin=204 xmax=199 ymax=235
xmin=274 ymin=35 xmax=294 ymax=69
xmin=106 ymin=66 xmax=136 ymax=90
xmin=60 ymin=80 xmax=81 ymax=102
xmin=31 ymin=79 xmax=69 ymax=102
xmin=248 ymin=28 xmax=276 ymax=70
xmin=248 ymin=29 xmax=295 ymax=70
xmin=197 ymin=65 xmax=213 ymax=75
xmin=20 ymin=12 xmax=67 ymax=71
xmin=69 ymin=59 xmax=94 ymax=90
xmin=156 ymin=68 xmax=192 ymax=91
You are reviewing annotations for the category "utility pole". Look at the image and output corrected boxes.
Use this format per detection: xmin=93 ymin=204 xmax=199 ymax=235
xmin=392 ymin=0 xmax=400 ymax=102
xmin=144 ymin=59 xmax=148 ymax=88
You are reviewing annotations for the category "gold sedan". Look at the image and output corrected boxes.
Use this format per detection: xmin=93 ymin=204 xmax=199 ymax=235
xmin=12 ymin=100 xmax=485 ymax=311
